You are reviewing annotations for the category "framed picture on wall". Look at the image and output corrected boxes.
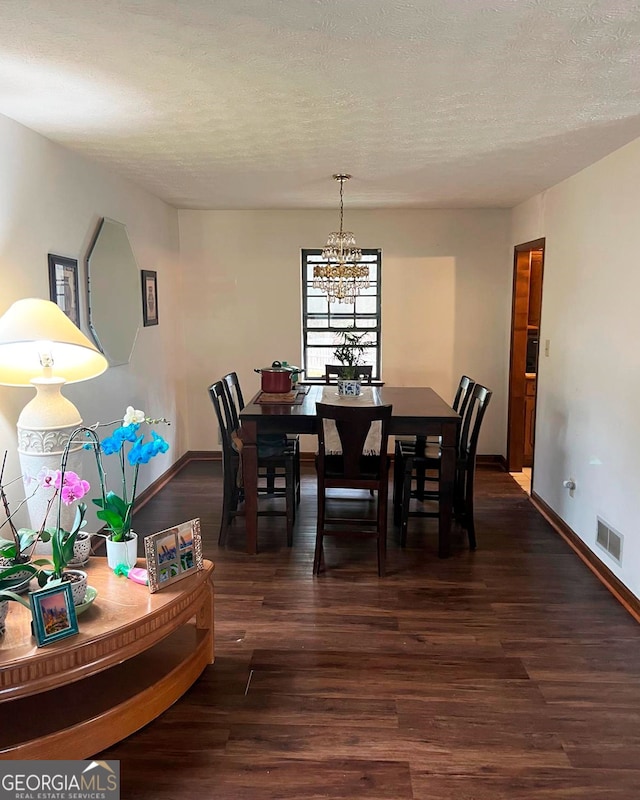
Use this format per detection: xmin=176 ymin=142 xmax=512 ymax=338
xmin=144 ymin=518 xmax=203 ymax=593
xmin=48 ymin=254 xmax=80 ymax=327
xmin=141 ymin=269 xmax=158 ymax=326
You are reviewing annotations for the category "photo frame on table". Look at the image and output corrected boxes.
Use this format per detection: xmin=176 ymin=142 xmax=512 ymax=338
xmin=141 ymin=269 xmax=158 ymax=326
xmin=144 ymin=518 xmax=203 ymax=593
xmin=48 ymin=253 xmax=80 ymax=326
xmin=30 ymin=581 xmax=79 ymax=647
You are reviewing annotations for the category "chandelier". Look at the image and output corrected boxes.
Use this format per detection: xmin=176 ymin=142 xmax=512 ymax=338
xmin=313 ymin=174 xmax=370 ymax=305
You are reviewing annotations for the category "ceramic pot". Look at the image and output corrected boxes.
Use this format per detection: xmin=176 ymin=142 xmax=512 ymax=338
xmin=0 ymin=600 xmax=8 ymax=635
xmin=0 ymin=557 xmax=34 ymax=593
xmin=106 ymin=532 xmax=138 ymax=570
xmin=60 ymin=569 xmax=88 ymax=606
xmin=69 ymin=532 xmax=92 ymax=567
xmin=337 ymin=379 xmax=362 ymax=397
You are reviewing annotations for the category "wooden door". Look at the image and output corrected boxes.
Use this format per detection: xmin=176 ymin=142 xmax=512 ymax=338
xmin=507 ymin=239 xmax=545 ymax=473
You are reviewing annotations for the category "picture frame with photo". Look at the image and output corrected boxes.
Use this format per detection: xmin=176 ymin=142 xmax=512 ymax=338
xmin=48 ymin=253 xmax=80 ymax=327
xmin=141 ymin=269 xmax=158 ymax=326
xmin=30 ymin=581 xmax=79 ymax=647
xmin=144 ymin=518 xmax=203 ymax=593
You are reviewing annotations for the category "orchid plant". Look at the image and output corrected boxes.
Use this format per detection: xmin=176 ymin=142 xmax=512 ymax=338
xmin=87 ymin=406 xmax=170 ymax=542
xmin=0 ymin=464 xmax=90 ymax=586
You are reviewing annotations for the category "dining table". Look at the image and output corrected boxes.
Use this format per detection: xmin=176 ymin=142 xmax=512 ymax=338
xmin=238 ymin=385 xmax=461 ymax=558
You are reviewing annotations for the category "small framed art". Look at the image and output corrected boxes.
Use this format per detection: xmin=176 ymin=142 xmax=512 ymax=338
xmin=30 ymin=581 xmax=79 ymax=647
xmin=141 ymin=269 xmax=158 ymax=326
xmin=144 ymin=518 xmax=203 ymax=593
xmin=48 ymin=253 xmax=80 ymax=326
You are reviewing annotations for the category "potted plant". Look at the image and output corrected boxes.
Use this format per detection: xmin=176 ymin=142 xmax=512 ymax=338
xmin=85 ymin=406 xmax=170 ymax=570
xmin=0 ymin=466 xmax=91 ymax=607
xmin=0 ymin=453 xmax=85 ymax=593
xmin=332 ymin=328 xmax=368 ymax=396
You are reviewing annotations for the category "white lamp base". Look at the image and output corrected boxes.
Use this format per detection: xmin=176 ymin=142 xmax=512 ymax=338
xmin=17 ymin=378 xmax=84 ymax=533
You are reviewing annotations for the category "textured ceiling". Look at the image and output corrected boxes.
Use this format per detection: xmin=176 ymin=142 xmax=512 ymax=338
xmin=2 ymin=0 xmax=640 ymax=209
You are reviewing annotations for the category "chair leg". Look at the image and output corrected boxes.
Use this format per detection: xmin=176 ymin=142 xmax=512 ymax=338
xmin=313 ymin=480 xmax=326 ymax=574
xmin=464 ymin=465 xmax=477 ymax=550
xmin=266 ymin=466 xmax=276 ymax=494
xmin=414 ymin=436 xmax=426 ymax=501
xmin=377 ymin=480 xmax=388 ymax=577
xmin=415 ymin=463 xmax=426 ymax=502
xmin=400 ymin=459 xmax=413 ymax=547
xmin=393 ymin=450 xmax=403 ymax=526
xmin=219 ymin=465 xmax=235 ymax=546
xmin=285 ymin=459 xmax=295 ymax=547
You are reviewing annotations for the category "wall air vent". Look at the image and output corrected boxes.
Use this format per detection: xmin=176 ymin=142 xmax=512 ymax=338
xmin=596 ymin=517 xmax=623 ymax=565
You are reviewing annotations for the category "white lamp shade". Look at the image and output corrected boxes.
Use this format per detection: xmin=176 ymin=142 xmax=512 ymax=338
xmin=0 ymin=298 xmax=108 ymax=386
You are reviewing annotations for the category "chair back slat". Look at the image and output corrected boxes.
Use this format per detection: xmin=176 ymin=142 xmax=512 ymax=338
xmin=223 ymin=372 xmax=244 ymax=429
xmin=459 ymin=383 xmax=492 ymax=460
xmin=453 ymin=375 xmax=475 ymax=419
xmin=324 ymin=364 xmax=374 ymax=384
xmin=208 ymin=381 xmax=237 ymax=468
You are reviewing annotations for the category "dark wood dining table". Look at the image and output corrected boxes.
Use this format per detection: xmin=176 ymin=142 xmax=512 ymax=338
xmin=239 ymin=385 xmax=461 ymax=559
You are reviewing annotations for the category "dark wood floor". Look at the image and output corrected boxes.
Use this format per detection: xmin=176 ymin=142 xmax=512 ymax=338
xmin=100 ymin=460 xmax=640 ymax=799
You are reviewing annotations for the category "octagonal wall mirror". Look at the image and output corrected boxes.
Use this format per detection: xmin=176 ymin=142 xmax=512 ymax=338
xmin=86 ymin=218 xmax=141 ymax=366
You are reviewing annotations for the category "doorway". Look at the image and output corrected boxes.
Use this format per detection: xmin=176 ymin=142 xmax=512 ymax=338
xmin=507 ymin=238 xmax=545 ymax=486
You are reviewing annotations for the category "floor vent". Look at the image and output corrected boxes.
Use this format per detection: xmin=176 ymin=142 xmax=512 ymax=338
xmin=596 ymin=518 xmax=623 ymax=565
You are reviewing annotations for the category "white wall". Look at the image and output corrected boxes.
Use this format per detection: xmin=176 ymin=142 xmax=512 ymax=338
xmin=178 ymin=208 xmax=511 ymax=454
xmin=0 ymin=113 xmax=184 ymax=528
xmin=512 ymin=136 xmax=640 ymax=600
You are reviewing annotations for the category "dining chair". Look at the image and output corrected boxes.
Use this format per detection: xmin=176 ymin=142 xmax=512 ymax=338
xmin=222 ymin=370 xmax=300 ymax=503
xmin=314 ymin=402 xmax=392 ymax=577
xmin=393 ymin=383 xmax=492 ymax=551
xmin=208 ymin=380 xmax=299 ymax=548
xmin=393 ymin=375 xmax=475 ymax=503
xmin=324 ymin=364 xmax=374 ymax=384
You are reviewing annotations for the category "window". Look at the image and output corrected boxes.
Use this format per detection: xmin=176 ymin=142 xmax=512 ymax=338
xmin=301 ymin=249 xmax=382 ymax=379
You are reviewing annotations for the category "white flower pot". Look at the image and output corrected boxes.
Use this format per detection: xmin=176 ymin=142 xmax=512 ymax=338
xmin=69 ymin=532 xmax=92 ymax=567
xmin=58 ymin=569 xmax=88 ymax=606
xmin=106 ymin=533 xmax=138 ymax=570
xmin=337 ymin=379 xmax=362 ymax=397
xmin=0 ymin=600 xmax=8 ymax=635
xmin=0 ymin=557 xmax=34 ymax=593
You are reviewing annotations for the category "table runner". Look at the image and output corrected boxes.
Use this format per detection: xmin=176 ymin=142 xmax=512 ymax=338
xmin=319 ymin=386 xmax=382 ymax=455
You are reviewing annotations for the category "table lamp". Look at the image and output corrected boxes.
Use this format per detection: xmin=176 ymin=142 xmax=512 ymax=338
xmin=0 ymin=298 xmax=108 ymax=530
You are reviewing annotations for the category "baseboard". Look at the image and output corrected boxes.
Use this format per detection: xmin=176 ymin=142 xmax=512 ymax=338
xmin=531 ymin=491 xmax=640 ymax=623
xmin=183 ymin=450 xmax=219 ymax=461
xmin=477 ymin=454 xmax=507 ymax=469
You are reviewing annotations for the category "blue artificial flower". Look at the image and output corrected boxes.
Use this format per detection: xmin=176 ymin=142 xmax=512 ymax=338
xmin=101 ymin=423 xmax=141 ymax=455
xmin=100 ymin=434 xmax=122 ymax=455
xmin=127 ymin=431 xmax=169 ymax=466
xmin=151 ymin=431 xmax=170 ymax=454
xmin=127 ymin=434 xmax=146 ymax=466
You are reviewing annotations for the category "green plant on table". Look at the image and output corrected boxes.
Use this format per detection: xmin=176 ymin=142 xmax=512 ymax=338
xmin=332 ymin=328 xmax=368 ymax=380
